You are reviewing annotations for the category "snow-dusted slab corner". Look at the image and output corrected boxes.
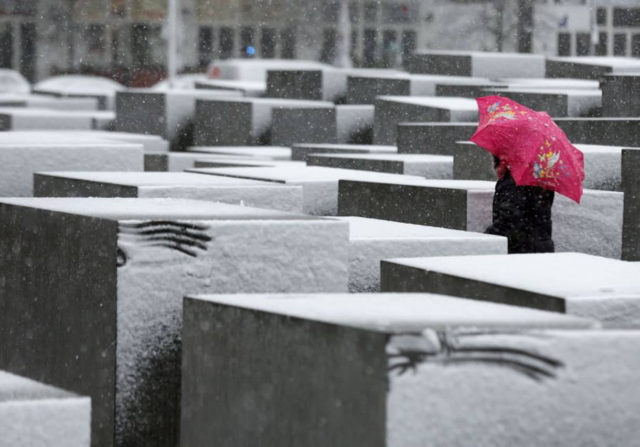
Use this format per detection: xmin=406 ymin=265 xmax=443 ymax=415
xmin=333 ymin=216 xmax=506 ymax=292
xmin=34 ymin=171 xmax=304 ymax=213
xmin=338 ymin=178 xmax=623 ymax=258
xmin=0 ymin=370 xmax=90 ymax=447
xmin=381 ymin=252 xmax=640 ymax=327
xmin=0 ymin=198 xmax=349 ymax=447
xmin=180 ymin=292 xmax=595 ymax=447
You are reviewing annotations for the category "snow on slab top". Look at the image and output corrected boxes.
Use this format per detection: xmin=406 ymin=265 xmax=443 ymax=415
xmin=548 ymin=56 xmax=640 ymax=71
xmin=399 ymin=122 xmax=476 ymax=127
xmin=378 ymin=96 xmax=478 ymax=110
xmin=189 ymin=146 xmax=291 ymax=158
xmin=187 ymin=293 xmax=595 ymax=333
xmin=0 ymin=107 xmax=113 ymax=118
xmin=0 ymin=370 xmax=78 ymax=402
xmin=415 ymin=50 xmax=542 ymax=59
xmin=334 ymin=216 xmax=497 ymax=240
xmin=0 ymin=198 xmax=318 ymax=221
xmin=488 ymin=87 xmax=601 ymax=97
xmin=38 ymin=171 xmax=283 ymax=187
xmin=203 ymin=97 xmax=335 ymax=108
xmin=309 ymin=153 xmax=452 ymax=163
xmin=189 ymin=166 xmax=496 ymax=189
xmin=575 ymin=144 xmax=632 ymax=153
xmin=388 ymin=253 xmax=640 ymax=299
xmin=500 ymin=78 xmax=600 ymax=89
xmin=196 ymin=79 xmax=266 ymax=90
xmin=294 ymin=143 xmax=396 ymax=152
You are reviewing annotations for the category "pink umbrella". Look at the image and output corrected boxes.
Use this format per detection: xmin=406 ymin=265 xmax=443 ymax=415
xmin=471 ymin=95 xmax=585 ymax=203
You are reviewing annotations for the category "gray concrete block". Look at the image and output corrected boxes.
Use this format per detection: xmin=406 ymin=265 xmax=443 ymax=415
xmin=397 ymin=122 xmax=476 ymax=155
xmin=0 ymin=370 xmax=91 ymax=447
xmin=307 ymin=153 xmax=453 ymax=178
xmin=0 ymin=93 xmax=100 ymax=110
xmin=270 ymin=106 xmax=337 ymax=146
xmin=452 ymin=141 xmax=495 ymax=181
xmin=0 ymin=108 xmax=114 ymax=130
xmin=115 ymin=89 xmax=241 ymax=147
xmin=484 ymin=88 xmax=602 ymax=117
xmin=338 ymin=179 xmax=624 ymax=258
xmin=195 ymin=79 xmax=266 ymax=97
xmin=601 ymin=74 xmax=640 ymax=117
xmin=266 ymin=68 xmax=347 ymax=101
xmin=435 ymin=82 xmax=506 ymax=98
xmin=546 ymin=56 xmax=640 ymax=79
xmin=0 ymin=198 xmax=349 ymax=447
xmin=622 ymin=148 xmax=640 ymax=261
xmin=0 ymin=143 xmax=143 ymax=196
xmin=180 ymin=292 xmax=594 ymax=447
xmin=334 ymin=216 xmax=506 ymax=292
xmin=194 ymin=98 xmax=334 ymax=146
xmin=381 ymin=253 xmax=640 ymax=325
xmin=374 ymin=96 xmax=478 ymax=145
xmin=188 ymin=166 xmax=424 ymax=215
xmin=34 ymin=171 xmax=304 ymax=212
xmin=291 ymin=143 xmax=396 ymax=162
xmin=554 ymin=117 xmax=640 ymax=146
xmin=409 ymin=50 xmax=545 ymax=78
xmin=189 ymin=146 xmax=292 ymax=160
xmin=33 ymin=89 xmax=113 ymax=110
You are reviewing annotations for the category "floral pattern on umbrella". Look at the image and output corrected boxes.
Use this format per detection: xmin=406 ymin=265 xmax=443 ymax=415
xmin=471 ymin=95 xmax=585 ymax=204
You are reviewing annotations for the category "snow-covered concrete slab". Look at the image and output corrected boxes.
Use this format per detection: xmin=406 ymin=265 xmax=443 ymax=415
xmin=188 ymin=146 xmax=292 ymax=160
xmin=374 ymin=96 xmax=478 ymax=145
xmin=0 ymin=143 xmax=143 ymax=196
xmin=601 ymin=74 xmax=640 ymax=117
xmin=0 ymin=371 xmax=91 ymax=447
xmin=453 ymin=141 xmax=625 ymax=191
xmin=0 ymin=129 xmax=169 ymax=152
xmin=338 ymin=178 xmax=623 ymax=258
xmin=189 ymin=165 xmax=428 ymax=215
xmin=208 ymin=58 xmax=332 ymax=82
xmin=333 ymin=216 xmax=506 ymax=291
xmin=270 ymin=105 xmax=337 ymax=146
xmin=484 ymin=88 xmax=602 ymax=117
xmin=34 ymin=171 xmax=304 ymax=212
xmin=622 ymin=148 xmax=640 ymax=261
xmin=292 ymin=143 xmax=396 ymax=161
xmin=144 ymin=152 xmax=297 ymax=171
xmin=0 ymin=198 xmax=349 ymax=447
xmin=397 ymin=122 xmax=476 ymax=155
xmin=500 ymin=77 xmax=600 ymax=90
xmin=180 ymin=292 xmax=595 ymax=447
xmin=0 ymin=107 xmax=114 ymax=130
xmin=410 ymin=50 xmax=545 ymax=78
xmin=0 ymin=93 xmax=99 ymax=110
xmin=546 ymin=56 xmax=640 ymax=79
xmin=194 ymin=97 xmax=335 ymax=146
xmin=307 ymin=153 xmax=453 ymax=178
xmin=554 ymin=117 xmax=640 ymax=147
xmin=346 ymin=72 xmax=495 ymax=104
xmin=195 ymin=79 xmax=266 ymax=97
xmin=382 ymin=253 xmax=640 ymax=325
xmin=115 ymin=89 xmax=242 ymax=147
xmin=267 ymin=68 xmax=402 ymax=102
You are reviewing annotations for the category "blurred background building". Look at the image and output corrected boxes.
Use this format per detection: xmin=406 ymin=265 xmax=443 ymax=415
xmin=0 ymin=0 xmax=638 ymax=84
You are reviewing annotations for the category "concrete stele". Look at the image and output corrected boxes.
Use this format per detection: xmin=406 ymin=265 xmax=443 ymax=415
xmin=0 ymin=198 xmax=349 ymax=447
xmin=180 ymin=292 xmax=596 ymax=447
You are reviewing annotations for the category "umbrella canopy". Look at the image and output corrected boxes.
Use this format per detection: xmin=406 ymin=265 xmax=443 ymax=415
xmin=471 ymin=95 xmax=584 ymax=203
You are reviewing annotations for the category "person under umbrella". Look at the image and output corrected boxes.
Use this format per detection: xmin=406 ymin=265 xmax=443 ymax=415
xmin=471 ymin=96 xmax=585 ymax=254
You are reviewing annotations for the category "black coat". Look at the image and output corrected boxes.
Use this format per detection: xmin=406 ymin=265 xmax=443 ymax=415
xmin=485 ymin=169 xmax=555 ymax=254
